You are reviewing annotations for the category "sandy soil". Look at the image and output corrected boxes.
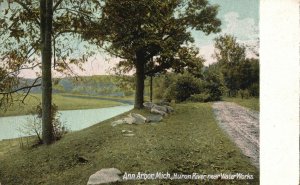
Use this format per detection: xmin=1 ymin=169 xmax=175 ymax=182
xmin=212 ymin=102 xmax=259 ymax=168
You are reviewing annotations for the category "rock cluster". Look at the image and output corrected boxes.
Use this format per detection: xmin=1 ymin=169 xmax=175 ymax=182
xmin=111 ymin=102 xmax=173 ymax=127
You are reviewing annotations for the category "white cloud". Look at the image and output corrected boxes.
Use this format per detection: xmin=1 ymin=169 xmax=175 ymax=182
xmin=199 ymin=44 xmax=217 ymax=66
xmin=222 ymin=12 xmax=258 ymax=41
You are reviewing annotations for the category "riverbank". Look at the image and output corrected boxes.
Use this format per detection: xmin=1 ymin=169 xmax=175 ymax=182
xmin=0 ymin=102 xmax=258 ymax=185
xmin=0 ymin=93 xmax=131 ymax=117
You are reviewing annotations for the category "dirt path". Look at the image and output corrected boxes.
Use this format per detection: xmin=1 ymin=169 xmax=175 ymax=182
xmin=212 ymin=102 xmax=259 ymax=168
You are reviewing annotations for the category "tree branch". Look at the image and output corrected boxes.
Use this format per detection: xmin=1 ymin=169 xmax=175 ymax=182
xmin=53 ymin=0 xmax=64 ymax=12
xmin=14 ymin=0 xmax=40 ymax=26
xmin=0 ymin=77 xmax=41 ymax=95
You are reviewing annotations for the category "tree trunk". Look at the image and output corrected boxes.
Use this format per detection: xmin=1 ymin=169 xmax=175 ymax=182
xmin=150 ymin=75 xmax=153 ymax=102
xmin=40 ymin=0 xmax=54 ymax=145
xmin=134 ymin=53 xmax=145 ymax=109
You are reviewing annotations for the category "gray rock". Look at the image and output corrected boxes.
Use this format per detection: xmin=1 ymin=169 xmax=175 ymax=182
xmin=111 ymin=119 xmax=125 ymax=127
xmin=143 ymin=102 xmax=155 ymax=109
xmin=87 ymin=168 xmax=122 ymax=185
xmin=151 ymin=106 xmax=168 ymax=116
xmin=123 ymin=117 xmax=136 ymax=124
xmin=130 ymin=113 xmax=147 ymax=124
xmin=165 ymin=106 xmax=174 ymax=113
xmin=146 ymin=114 xmax=163 ymax=122
xmin=123 ymin=133 xmax=135 ymax=137
xmin=121 ymin=130 xmax=133 ymax=133
xmin=153 ymin=105 xmax=168 ymax=112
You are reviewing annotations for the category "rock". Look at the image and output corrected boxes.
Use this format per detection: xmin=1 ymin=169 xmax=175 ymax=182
xmin=75 ymin=154 xmax=89 ymax=163
xmin=146 ymin=114 xmax=163 ymax=122
xmin=153 ymin=105 xmax=168 ymax=112
xmin=157 ymin=100 xmax=171 ymax=106
xmin=143 ymin=102 xmax=155 ymax=109
xmin=123 ymin=117 xmax=136 ymax=124
xmin=111 ymin=119 xmax=125 ymax=127
xmin=121 ymin=130 xmax=133 ymax=133
xmin=130 ymin=113 xmax=147 ymax=124
xmin=165 ymin=106 xmax=174 ymax=113
xmin=151 ymin=105 xmax=168 ymax=116
xmin=87 ymin=168 xmax=122 ymax=185
xmin=123 ymin=133 xmax=135 ymax=137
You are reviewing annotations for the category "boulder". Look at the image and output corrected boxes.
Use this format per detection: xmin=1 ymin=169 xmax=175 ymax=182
xmin=165 ymin=106 xmax=174 ymax=113
xmin=151 ymin=107 xmax=167 ymax=116
xmin=121 ymin=130 xmax=133 ymax=133
xmin=153 ymin=105 xmax=168 ymax=112
xmin=123 ymin=117 xmax=136 ymax=124
xmin=146 ymin=114 xmax=163 ymax=122
xmin=87 ymin=168 xmax=122 ymax=185
xmin=130 ymin=113 xmax=147 ymax=124
xmin=143 ymin=102 xmax=155 ymax=109
xmin=111 ymin=119 xmax=125 ymax=127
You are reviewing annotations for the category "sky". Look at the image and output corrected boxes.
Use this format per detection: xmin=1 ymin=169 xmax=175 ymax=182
xmin=18 ymin=0 xmax=259 ymax=78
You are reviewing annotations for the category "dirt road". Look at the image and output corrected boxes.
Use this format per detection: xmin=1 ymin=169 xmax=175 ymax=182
xmin=212 ymin=102 xmax=259 ymax=168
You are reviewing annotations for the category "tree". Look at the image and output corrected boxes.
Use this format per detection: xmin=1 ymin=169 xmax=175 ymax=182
xmin=213 ymin=34 xmax=259 ymax=97
xmin=40 ymin=0 xmax=55 ymax=144
xmin=83 ymin=0 xmax=221 ymax=108
xmin=0 ymin=0 xmax=101 ymax=144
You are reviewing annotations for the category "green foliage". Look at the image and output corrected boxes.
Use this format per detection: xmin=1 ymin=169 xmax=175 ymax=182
xmin=188 ymin=92 xmax=211 ymax=102
xmin=238 ymin=89 xmax=250 ymax=99
xmin=248 ymin=83 xmax=259 ymax=97
xmin=170 ymin=73 xmax=204 ymax=102
xmin=19 ymin=103 xmax=67 ymax=144
xmin=213 ymin=35 xmax=259 ymax=97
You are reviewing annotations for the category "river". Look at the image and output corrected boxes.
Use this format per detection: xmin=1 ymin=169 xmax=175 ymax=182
xmin=0 ymin=105 xmax=133 ymax=140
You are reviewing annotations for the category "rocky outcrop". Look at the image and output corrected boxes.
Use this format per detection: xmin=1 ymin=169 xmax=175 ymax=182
xmin=87 ymin=168 xmax=122 ymax=185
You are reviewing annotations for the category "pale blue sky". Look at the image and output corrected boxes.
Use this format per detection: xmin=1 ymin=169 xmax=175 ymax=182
xmin=193 ymin=0 xmax=259 ymax=46
xmin=9 ymin=0 xmax=259 ymax=77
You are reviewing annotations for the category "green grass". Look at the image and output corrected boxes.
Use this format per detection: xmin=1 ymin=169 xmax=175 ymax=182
xmin=0 ymin=102 xmax=259 ymax=185
xmin=0 ymin=93 xmax=125 ymax=117
xmin=223 ymin=97 xmax=259 ymax=111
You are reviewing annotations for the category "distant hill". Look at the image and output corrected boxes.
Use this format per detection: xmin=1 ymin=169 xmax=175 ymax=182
xmin=21 ymin=75 xmax=135 ymax=97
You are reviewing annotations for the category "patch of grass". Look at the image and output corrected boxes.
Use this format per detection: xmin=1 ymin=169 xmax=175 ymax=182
xmin=223 ymin=97 xmax=259 ymax=111
xmin=0 ymin=103 xmax=259 ymax=184
xmin=0 ymin=93 xmax=124 ymax=117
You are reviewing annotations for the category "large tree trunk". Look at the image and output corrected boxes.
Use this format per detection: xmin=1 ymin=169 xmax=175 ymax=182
xmin=134 ymin=53 xmax=145 ymax=109
xmin=150 ymin=75 xmax=153 ymax=102
xmin=40 ymin=0 xmax=55 ymax=145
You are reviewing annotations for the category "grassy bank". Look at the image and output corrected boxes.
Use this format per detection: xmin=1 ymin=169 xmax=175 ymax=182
xmin=223 ymin=97 xmax=259 ymax=111
xmin=0 ymin=93 xmax=125 ymax=117
xmin=0 ymin=103 xmax=258 ymax=185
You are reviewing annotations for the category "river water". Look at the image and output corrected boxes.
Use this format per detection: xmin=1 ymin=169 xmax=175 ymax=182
xmin=0 ymin=105 xmax=133 ymax=140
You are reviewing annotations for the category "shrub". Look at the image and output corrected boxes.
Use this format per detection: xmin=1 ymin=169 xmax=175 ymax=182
xmin=19 ymin=103 xmax=68 ymax=144
xmin=238 ymin=89 xmax=250 ymax=99
xmin=188 ymin=92 xmax=211 ymax=102
xmin=248 ymin=83 xmax=259 ymax=97
xmin=171 ymin=73 xmax=203 ymax=102
xmin=203 ymin=71 xmax=223 ymax=101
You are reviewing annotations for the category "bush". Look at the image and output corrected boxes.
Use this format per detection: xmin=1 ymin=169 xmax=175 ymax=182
xmin=19 ymin=103 xmax=68 ymax=144
xmin=238 ymin=89 xmax=250 ymax=99
xmin=203 ymin=71 xmax=223 ymax=101
xmin=248 ymin=83 xmax=259 ymax=97
xmin=170 ymin=73 xmax=203 ymax=102
xmin=188 ymin=92 xmax=211 ymax=102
